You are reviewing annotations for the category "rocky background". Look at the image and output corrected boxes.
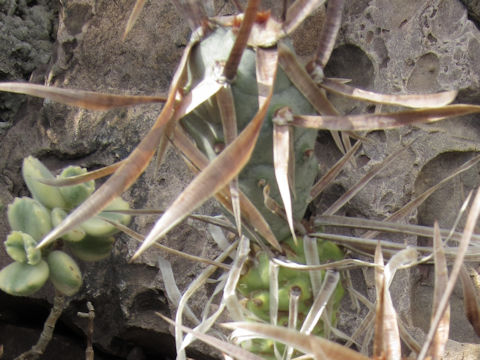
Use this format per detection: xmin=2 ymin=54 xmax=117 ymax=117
xmin=1 ymin=0 xmax=480 ymax=359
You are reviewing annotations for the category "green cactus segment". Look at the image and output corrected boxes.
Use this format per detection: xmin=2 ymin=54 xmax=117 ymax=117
xmin=5 ymin=231 xmax=42 ymax=265
xmin=238 ymin=238 xmax=344 ymax=355
xmin=0 ymin=260 xmax=49 ymax=296
xmin=47 ymin=250 xmax=82 ymax=296
xmin=67 ymin=235 xmax=114 ymax=262
xmin=80 ymin=197 xmax=131 ymax=237
xmin=51 ymin=208 xmax=86 ymax=242
xmin=7 ymin=197 xmax=52 ymax=241
xmin=22 ymin=156 xmax=66 ymax=209
xmin=245 ymin=290 xmax=270 ymax=321
xmin=182 ymin=27 xmax=318 ymax=242
xmin=58 ymin=166 xmax=95 ymax=208
xmin=237 ymin=252 xmax=270 ymax=296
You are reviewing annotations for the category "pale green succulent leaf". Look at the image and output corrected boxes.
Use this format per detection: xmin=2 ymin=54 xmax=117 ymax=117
xmin=22 ymin=156 xmax=66 ymax=209
xmin=47 ymin=250 xmax=82 ymax=296
xmin=320 ymin=78 xmax=457 ymax=108
xmin=5 ymin=231 xmax=41 ymax=265
xmin=0 ymin=260 xmax=49 ymax=296
xmin=51 ymin=208 xmax=86 ymax=242
xmin=58 ymin=166 xmax=95 ymax=208
xmin=80 ymin=197 xmax=131 ymax=237
xmin=8 ymin=197 xmax=52 ymax=241
xmin=67 ymin=235 xmax=114 ymax=262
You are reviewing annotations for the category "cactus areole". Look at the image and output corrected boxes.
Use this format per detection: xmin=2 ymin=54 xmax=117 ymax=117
xmin=182 ymin=27 xmax=318 ymax=242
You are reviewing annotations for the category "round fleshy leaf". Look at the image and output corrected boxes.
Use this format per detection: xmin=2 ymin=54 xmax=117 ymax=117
xmin=51 ymin=208 xmax=86 ymax=242
xmin=0 ymin=260 xmax=49 ymax=296
xmin=318 ymin=240 xmax=344 ymax=262
xmin=7 ymin=197 xmax=52 ymax=241
xmin=237 ymin=253 xmax=269 ymax=295
xmin=5 ymin=231 xmax=41 ymax=265
xmin=99 ymin=197 xmax=131 ymax=225
xmin=58 ymin=166 xmax=95 ymax=208
xmin=81 ymin=197 xmax=131 ymax=237
xmin=47 ymin=250 xmax=82 ymax=296
xmin=67 ymin=235 xmax=114 ymax=262
xmin=22 ymin=156 xmax=66 ymax=209
xmin=246 ymin=290 xmax=270 ymax=321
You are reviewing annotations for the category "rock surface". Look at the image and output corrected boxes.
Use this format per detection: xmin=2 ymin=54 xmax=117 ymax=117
xmin=1 ymin=0 xmax=480 ymax=359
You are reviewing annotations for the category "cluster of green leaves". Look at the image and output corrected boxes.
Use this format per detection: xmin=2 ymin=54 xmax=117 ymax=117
xmin=236 ymin=238 xmax=344 ymax=356
xmin=0 ymin=156 xmax=131 ymax=297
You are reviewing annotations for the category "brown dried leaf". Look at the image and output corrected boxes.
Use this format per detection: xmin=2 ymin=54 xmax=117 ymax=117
xmin=172 ymin=78 xmax=222 ymax=122
xmin=290 ymin=104 xmax=480 ymax=131
xmin=278 ymin=43 xmax=346 ymax=153
xmin=323 ymin=141 xmax=411 ymax=215
xmin=158 ymin=314 xmax=263 ymax=360
xmin=224 ymin=322 xmax=370 ymax=360
xmin=460 ymin=265 xmax=480 ymax=337
xmin=273 ymin=109 xmax=296 ymax=242
xmin=320 ymin=78 xmax=457 ymax=108
xmin=310 ymin=140 xmax=361 ymax=201
xmin=311 ymin=0 xmax=345 ymax=70
xmin=39 ymin=161 xmax=124 ymax=186
xmin=373 ymin=244 xmax=403 ymax=360
xmin=284 ymin=0 xmax=326 ymax=36
xmin=363 ymin=153 xmax=480 ymax=239
xmin=429 ymin=222 xmax=450 ymax=359
xmin=278 ymin=43 xmax=338 ymax=116
xmin=123 ymin=0 xmax=146 ymax=39
xmin=299 ymin=270 xmax=340 ymax=334
xmin=224 ymin=0 xmax=259 ymax=80
xmin=217 ymin=85 xmax=242 ymax=237
xmin=0 ymin=82 xmax=166 ymax=110
xmin=103 ymin=218 xmax=229 ymax=269
xmin=314 ymin=215 xmax=480 ymax=244
xmin=373 ymin=242 xmax=385 ymax=359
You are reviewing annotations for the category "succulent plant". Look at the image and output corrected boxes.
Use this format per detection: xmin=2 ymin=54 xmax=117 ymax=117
xmin=57 ymin=166 xmax=95 ymax=209
xmin=22 ymin=156 xmax=66 ymax=210
xmin=51 ymin=207 xmax=86 ymax=242
xmin=5 ymin=231 xmax=42 ymax=266
xmin=46 ymin=250 xmax=83 ymax=296
xmin=0 ymin=157 xmax=131 ymax=297
xmin=0 ymin=260 xmax=49 ymax=297
xmin=66 ymin=235 xmax=115 ymax=262
xmin=7 ymin=197 xmax=52 ymax=242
